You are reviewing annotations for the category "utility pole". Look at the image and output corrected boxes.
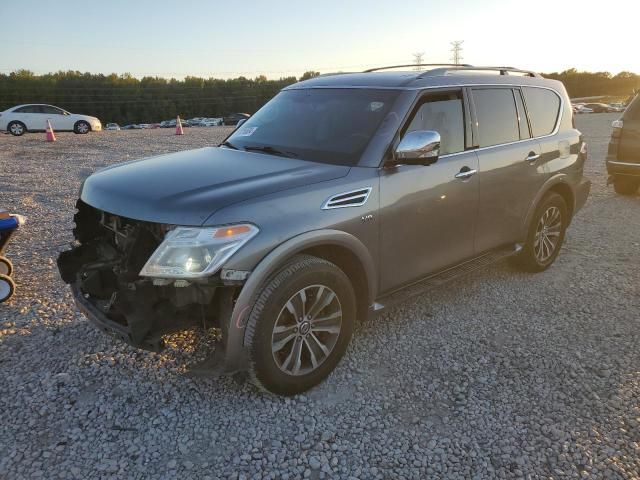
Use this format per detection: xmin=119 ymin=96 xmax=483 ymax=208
xmin=450 ymin=41 xmax=464 ymax=65
xmin=413 ymin=52 xmax=425 ymax=70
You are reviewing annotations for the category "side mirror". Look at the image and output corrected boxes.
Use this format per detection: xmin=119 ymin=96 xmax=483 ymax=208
xmin=391 ymin=130 xmax=441 ymax=166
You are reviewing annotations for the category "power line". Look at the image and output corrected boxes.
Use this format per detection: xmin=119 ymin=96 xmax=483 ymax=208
xmin=413 ymin=52 xmax=425 ymax=71
xmin=450 ymin=41 xmax=464 ymax=65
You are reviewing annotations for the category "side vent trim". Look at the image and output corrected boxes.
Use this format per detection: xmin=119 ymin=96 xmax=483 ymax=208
xmin=322 ymin=187 xmax=372 ymax=210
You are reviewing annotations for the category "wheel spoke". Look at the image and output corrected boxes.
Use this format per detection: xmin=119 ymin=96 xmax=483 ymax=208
xmin=309 ymin=290 xmax=336 ymax=320
xmin=310 ymin=311 xmax=341 ymax=325
xmin=291 ymin=339 xmax=303 ymax=375
xmin=309 ymin=332 xmax=330 ymax=356
xmin=272 ymin=333 xmax=296 ymax=353
xmin=303 ymin=338 xmax=319 ymax=369
xmin=312 ymin=324 xmax=341 ymax=334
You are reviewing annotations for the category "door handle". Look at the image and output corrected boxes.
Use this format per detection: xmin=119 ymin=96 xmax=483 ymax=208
xmin=525 ymin=152 xmax=541 ymax=162
xmin=454 ymin=167 xmax=477 ymax=180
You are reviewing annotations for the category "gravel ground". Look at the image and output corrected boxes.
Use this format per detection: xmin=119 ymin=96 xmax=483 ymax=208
xmin=1 ymin=115 xmax=639 ymax=480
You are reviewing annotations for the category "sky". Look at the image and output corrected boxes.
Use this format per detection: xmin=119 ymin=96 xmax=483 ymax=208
xmin=0 ymin=0 xmax=638 ymax=79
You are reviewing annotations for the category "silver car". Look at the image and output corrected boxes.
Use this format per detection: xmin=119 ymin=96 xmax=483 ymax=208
xmin=58 ymin=64 xmax=591 ymax=395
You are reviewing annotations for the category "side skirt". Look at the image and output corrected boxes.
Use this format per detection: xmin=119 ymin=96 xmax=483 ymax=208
xmin=370 ymin=244 xmax=522 ymax=317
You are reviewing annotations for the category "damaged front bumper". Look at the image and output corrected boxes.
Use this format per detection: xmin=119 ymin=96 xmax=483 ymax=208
xmin=57 ymin=201 xmax=251 ymax=374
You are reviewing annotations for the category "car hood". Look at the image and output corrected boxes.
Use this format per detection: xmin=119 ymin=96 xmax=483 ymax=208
xmin=81 ymin=147 xmax=350 ymax=225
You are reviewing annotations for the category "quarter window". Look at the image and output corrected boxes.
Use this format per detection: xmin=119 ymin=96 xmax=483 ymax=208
xmin=405 ymin=93 xmax=465 ymax=155
xmin=472 ymin=88 xmax=520 ymax=147
xmin=522 ymin=87 xmax=561 ymax=137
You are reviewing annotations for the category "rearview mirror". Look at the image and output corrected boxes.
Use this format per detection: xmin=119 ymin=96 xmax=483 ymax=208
xmin=391 ymin=130 xmax=441 ymax=166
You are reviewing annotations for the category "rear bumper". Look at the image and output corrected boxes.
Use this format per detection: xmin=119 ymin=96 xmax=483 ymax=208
xmin=574 ymin=178 xmax=591 ymax=213
xmin=606 ymin=157 xmax=640 ymax=177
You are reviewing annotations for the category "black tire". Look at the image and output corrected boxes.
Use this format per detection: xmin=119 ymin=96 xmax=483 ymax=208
xmin=613 ymin=176 xmax=639 ymax=196
xmin=246 ymin=254 xmax=356 ymax=396
xmin=74 ymin=120 xmax=91 ymax=134
xmin=511 ymin=192 xmax=568 ymax=273
xmin=0 ymin=274 xmax=15 ymax=303
xmin=0 ymin=256 xmax=13 ymax=276
xmin=8 ymin=121 xmax=26 ymax=136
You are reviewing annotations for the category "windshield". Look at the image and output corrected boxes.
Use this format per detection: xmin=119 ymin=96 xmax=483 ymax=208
xmin=225 ymin=88 xmax=400 ymax=166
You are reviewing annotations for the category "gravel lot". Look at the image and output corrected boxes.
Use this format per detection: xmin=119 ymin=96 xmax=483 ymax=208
xmin=1 ymin=114 xmax=639 ymax=480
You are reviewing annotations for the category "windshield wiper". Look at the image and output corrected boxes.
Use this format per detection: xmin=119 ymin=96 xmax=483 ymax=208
xmin=220 ymin=141 xmax=239 ymax=150
xmin=243 ymin=145 xmax=299 ymax=158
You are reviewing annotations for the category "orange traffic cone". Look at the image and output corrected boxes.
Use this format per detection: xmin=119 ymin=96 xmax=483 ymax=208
xmin=46 ymin=119 xmax=56 ymax=142
xmin=175 ymin=115 xmax=184 ymax=135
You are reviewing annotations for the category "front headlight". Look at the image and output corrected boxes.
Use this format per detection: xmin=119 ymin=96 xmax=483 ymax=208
xmin=139 ymin=223 xmax=258 ymax=279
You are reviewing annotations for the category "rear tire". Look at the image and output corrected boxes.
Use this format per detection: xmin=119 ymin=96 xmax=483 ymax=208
xmin=246 ymin=254 xmax=356 ymax=396
xmin=8 ymin=121 xmax=26 ymax=136
xmin=0 ymin=256 xmax=13 ymax=276
xmin=511 ymin=192 xmax=568 ymax=273
xmin=0 ymin=274 xmax=15 ymax=302
xmin=613 ymin=176 xmax=639 ymax=196
xmin=74 ymin=121 xmax=91 ymax=134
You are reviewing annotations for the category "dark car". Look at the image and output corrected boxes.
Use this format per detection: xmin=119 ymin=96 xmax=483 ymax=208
xmin=223 ymin=113 xmax=250 ymax=126
xmin=583 ymin=103 xmax=615 ymax=113
xmin=606 ymin=94 xmax=640 ymax=195
xmin=58 ymin=65 xmax=590 ymax=395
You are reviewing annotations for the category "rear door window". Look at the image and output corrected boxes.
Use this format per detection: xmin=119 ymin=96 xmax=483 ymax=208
xmin=405 ymin=92 xmax=465 ymax=155
xmin=472 ymin=88 xmax=520 ymax=147
xmin=40 ymin=105 xmax=64 ymax=115
xmin=522 ymin=87 xmax=561 ymax=137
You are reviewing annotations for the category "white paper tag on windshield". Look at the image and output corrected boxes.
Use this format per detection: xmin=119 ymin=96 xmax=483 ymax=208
xmin=237 ymin=126 xmax=257 ymax=136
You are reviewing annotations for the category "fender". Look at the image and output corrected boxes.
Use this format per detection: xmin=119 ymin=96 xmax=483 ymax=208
xmin=520 ymin=173 xmax=573 ymax=240
xmin=220 ymin=229 xmax=377 ymax=373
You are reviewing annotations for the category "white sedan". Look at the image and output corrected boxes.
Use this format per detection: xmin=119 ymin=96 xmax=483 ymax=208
xmin=0 ymin=104 xmax=102 ymax=136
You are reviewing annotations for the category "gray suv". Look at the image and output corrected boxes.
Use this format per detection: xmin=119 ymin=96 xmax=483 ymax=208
xmin=58 ymin=65 xmax=591 ymax=395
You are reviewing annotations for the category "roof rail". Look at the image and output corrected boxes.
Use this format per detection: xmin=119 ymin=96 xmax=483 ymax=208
xmin=363 ymin=63 xmax=472 ymax=73
xmin=420 ymin=66 xmax=541 ymax=78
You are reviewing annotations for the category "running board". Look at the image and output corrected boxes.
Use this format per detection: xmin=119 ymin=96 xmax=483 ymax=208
xmin=372 ymin=244 xmax=521 ymax=315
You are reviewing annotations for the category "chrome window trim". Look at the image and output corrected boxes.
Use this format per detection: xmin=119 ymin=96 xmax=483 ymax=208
xmin=607 ymin=160 xmax=640 ymax=167
xmin=283 ymin=83 xmax=566 ymax=161
xmin=321 ymin=187 xmax=373 ymax=210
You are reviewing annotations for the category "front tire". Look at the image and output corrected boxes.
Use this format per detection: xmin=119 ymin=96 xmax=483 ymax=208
xmin=8 ymin=121 xmax=26 ymax=136
xmin=246 ymin=255 xmax=356 ymax=396
xmin=74 ymin=121 xmax=91 ymax=134
xmin=613 ymin=176 xmax=639 ymax=196
xmin=511 ymin=192 xmax=568 ymax=273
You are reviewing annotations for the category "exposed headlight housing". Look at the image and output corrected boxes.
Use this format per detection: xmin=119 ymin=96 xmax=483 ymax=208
xmin=139 ymin=224 xmax=258 ymax=279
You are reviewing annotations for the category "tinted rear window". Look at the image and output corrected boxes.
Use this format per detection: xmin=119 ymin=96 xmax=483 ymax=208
xmin=472 ymin=88 xmax=520 ymax=147
xmin=523 ymin=87 xmax=561 ymax=137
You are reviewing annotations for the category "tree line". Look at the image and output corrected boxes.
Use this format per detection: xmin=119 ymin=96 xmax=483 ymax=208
xmin=0 ymin=68 xmax=637 ymax=124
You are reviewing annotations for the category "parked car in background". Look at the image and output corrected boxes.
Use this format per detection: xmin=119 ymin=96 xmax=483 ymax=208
xmin=122 ymin=124 xmax=142 ymax=130
xmin=199 ymin=118 xmax=224 ymax=127
xmin=583 ymin=103 xmax=615 ymax=113
xmin=105 ymin=123 xmax=121 ymax=131
xmin=223 ymin=113 xmax=250 ymax=126
xmin=607 ymin=94 xmax=640 ymax=195
xmin=58 ymin=65 xmax=590 ymax=395
xmin=573 ymin=104 xmax=594 ymax=114
xmin=0 ymin=104 xmax=102 ymax=136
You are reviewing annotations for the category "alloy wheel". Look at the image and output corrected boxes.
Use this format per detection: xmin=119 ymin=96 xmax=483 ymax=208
xmin=271 ymin=284 xmax=342 ymax=376
xmin=534 ymin=206 xmax=562 ymax=262
xmin=10 ymin=123 xmax=24 ymax=135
